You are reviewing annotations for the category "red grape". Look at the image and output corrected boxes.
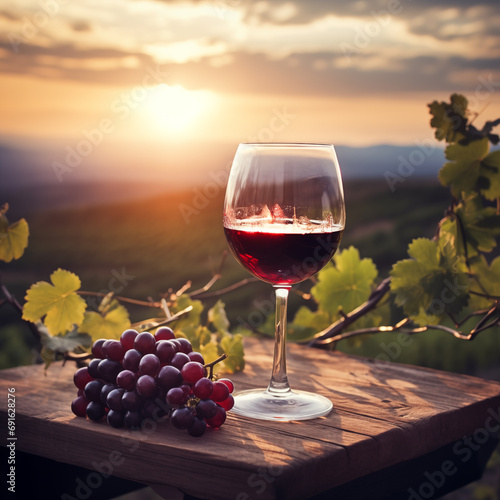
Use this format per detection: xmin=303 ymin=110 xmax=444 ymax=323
xmin=136 ymin=375 xmax=158 ymax=399
xmin=218 ymin=394 xmax=235 ymax=411
xmin=176 ymin=338 xmax=193 ymax=354
xmin=122 ymin=349 xmax=142 ymax=372
xmin=157 ymin=365 xmax=183 ymax=392
xmin=138 ymin=353 xmax=161 ymax=378
xmin=120 ymin=329 xmax=139 ymax=350
xmin=171 ymin=407 xmax=195 ymax=430
xmin=196 ymin=399 xmax=217 ymax=419
xmin=193 ymin=378 xmax=213 ymax=400
xmin=181 ymin=362 xmax=205 ymax=384
xmin=100 ymin=383 xmax=116 ymax=405
xmin=71 ymin=395 xmax=88 ymax=417
xmin=86 ymin=401 xmax=106 ymax=421
xmin=166 ymin=387 xmax=188 ymax=406
xmin=97 ymin=359 xmax=122 ymax=383
xmin=133 ymin=332 xmax=156 ymax=354
xmin=217 ymin=378 xmax=235 ymax=394
xmin=116 ymin=370 xmax=136 ymax=391
xmin=205 ymin=406 xmax=226 ymax=429
xmin=154 ymin=326 xmax=175 ymax=341
xmin=73 ymin=367 xmax=94 ymax=390
xmin=122 ymin=390 xmax=143 ymax=411
xmin=106 ymin=388 xmax=126 ymax=412
xmin=91 ymin=339 xmax=106 ymax=359
xmin=124 ymin=410 xmax=143 ymax=429
xmin=155 ymin=341 xmax=176 ymax=365
xmin=107 ymin=409 xmax=125 ymax=428
xmin=211 ymin=381 xmax=230 ymax=402
xmin=188 ymin=416 xmax=207 ymax=437
xmin=171 ymin=352 xmax=190 ymax=370
xmin=87 ymin=358 xmax=101 ymax=379
xmin=103 ymin=339 xmax=125 ymax=361
xmin=188 ymin=351 xmax=205 ymax=364
xmin=84 ymin=380 xmax=104 ymax=403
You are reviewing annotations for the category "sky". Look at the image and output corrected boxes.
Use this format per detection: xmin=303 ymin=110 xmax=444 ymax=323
xmin=1 ymin=0 xmax=500 ymax=183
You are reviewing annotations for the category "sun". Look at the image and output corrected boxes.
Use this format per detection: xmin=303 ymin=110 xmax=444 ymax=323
xmin=142 ymin=84 xmax=214 ymax=134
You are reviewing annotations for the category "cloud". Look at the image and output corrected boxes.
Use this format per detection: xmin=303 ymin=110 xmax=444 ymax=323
xmin=0 ymin=0 xmax=498 ymax=100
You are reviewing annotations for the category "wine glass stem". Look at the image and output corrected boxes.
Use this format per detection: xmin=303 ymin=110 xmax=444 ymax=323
xmin=267 ymin=286 xmax=292 ymax=396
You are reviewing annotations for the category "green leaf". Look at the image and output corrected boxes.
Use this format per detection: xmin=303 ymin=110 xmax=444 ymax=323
xmin=79 ymin=299 xmax=131 ymax=341
xmin=23 ymin=269 xmax=87 ymax=335
xmin=290 ymin=306 xmax=331 ymax=342
xmin=38 ymin=322 xmax=91 ymax=369
xmin=312 ymin=246 xmax=378 ymax=318
xmin=207 ymin=299 xmax=230 ymax=335
xmin=480 ymin=150 xmax=500 ymax=201
xmin=199 ymin=341 xmax=220 ymax=365
xmin=390 ymin=238 xmax=469 ymax=325
xmin=438 ymin=138 xmax=489 ymax=197
xmin=428 ymin=94 xmax=468 ymax=143
xmin=469 ymin=255 xmax=500 ymax=310
xmin=220 ymin=334 xmax=245 ymax=373
xmin=170 ymin=294 xmax=203 ymax=332
xmin=440 ymin=195 xmax=500 ymax=257
xmin=0 ymin=205 xmax=29 ymax=263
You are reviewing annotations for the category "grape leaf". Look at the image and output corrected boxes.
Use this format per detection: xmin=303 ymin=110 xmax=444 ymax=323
xmin=390 ymin=238 xmax=469 ymax=325
xmin=440 ymin=195 xmax=500 ymax=256
xmin=0 ymin=204 xmax=29 ymax=263
xmin=311 ymin=246 xmax=378 ymax=318
xmin=208 ymin=299 xmax=230 ymax=335
xmin=170 ymin=294 xmax=204 ymax=332
xmin=79 ymin=300 xmax=131 ymax=341
xmin=438 ymin=137 xmax=489 ymax=197
xmin=220 ymin=334 xmax=245 ymax=373
xmin=290 ymin=306 xmax=331 ymax=342
xmin=428 ymin=94 xmax=468 ymax=143
xmin=199 ymin=341 xmax=219 ymax=365
xmin=178 ymin=324 xmax=211 ymax=351
xmin=469 ymin=255 xmax=500 ymax=310
xmin=37 ymin=322 xmax=91 ymax=369
xmin=480 ymin=150 xmax=500 ymax=201
xmin=22 ymin=269 xmax=87 ymax=335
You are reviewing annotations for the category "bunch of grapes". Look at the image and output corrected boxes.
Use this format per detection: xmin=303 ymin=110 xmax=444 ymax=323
xmin=71 ymin=327 xmax=235 ymax=437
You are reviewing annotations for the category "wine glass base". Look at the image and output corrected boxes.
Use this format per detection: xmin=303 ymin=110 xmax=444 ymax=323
xmin=232 ymin=388 xmax=333 ymax=421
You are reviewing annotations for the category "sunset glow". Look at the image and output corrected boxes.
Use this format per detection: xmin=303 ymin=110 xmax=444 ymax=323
xmin=0 ymin=0 xmax=499 ymax=183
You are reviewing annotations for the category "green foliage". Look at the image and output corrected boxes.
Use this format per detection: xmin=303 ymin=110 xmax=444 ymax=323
xmin=0 ymin=204 xmax=29 ymax=263
xmin=390 ymin=238 xmax=469 ymax=325
xmin=18 ymin=266 xmax=243 ymax=370
xmin=80 ymin=298 xmax=131 ymax=341
xmin=288 ymin=246 xmax=386 ymax=342
xmin=23 ymin=269 xmax=87 ymax=335
xmin=428 ymin=93 xmax=469 ymax=143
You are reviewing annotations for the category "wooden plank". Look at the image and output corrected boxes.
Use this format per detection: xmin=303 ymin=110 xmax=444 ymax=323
xmin=1 ymin=337 xmax=500 ymax=500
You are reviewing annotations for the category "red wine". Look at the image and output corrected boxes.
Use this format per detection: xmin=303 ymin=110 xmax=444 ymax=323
xmin=224 ymin=223 xmax=343 ymax=285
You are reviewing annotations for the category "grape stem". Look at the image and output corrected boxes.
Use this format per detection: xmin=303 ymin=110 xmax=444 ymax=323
xmin=204 ymin=353 xmax=228 ymax=380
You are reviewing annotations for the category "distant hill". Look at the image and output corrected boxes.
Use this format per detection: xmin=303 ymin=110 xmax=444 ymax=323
xmin=0 ymin=139 xmax=446 ymax=216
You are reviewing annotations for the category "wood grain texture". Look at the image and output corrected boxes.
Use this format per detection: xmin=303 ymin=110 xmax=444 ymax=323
xmin=1 ymin=337 xmax=500 ymax=500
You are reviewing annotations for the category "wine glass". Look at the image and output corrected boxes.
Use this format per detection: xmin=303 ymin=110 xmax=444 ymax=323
xmin=223 ymin=143 xmax=346 ymax=421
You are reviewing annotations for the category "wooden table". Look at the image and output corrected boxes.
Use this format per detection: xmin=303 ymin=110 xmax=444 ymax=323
xmin=1 ymin=337 xmax=500 ymax=500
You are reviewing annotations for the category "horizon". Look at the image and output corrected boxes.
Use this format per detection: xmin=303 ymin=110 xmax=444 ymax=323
xmin=0 ymin=1 xmax=499 ymax=190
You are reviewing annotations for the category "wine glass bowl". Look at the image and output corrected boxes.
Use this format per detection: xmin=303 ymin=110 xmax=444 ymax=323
xmin=223 ymin=143 xmax=345 ymax=421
